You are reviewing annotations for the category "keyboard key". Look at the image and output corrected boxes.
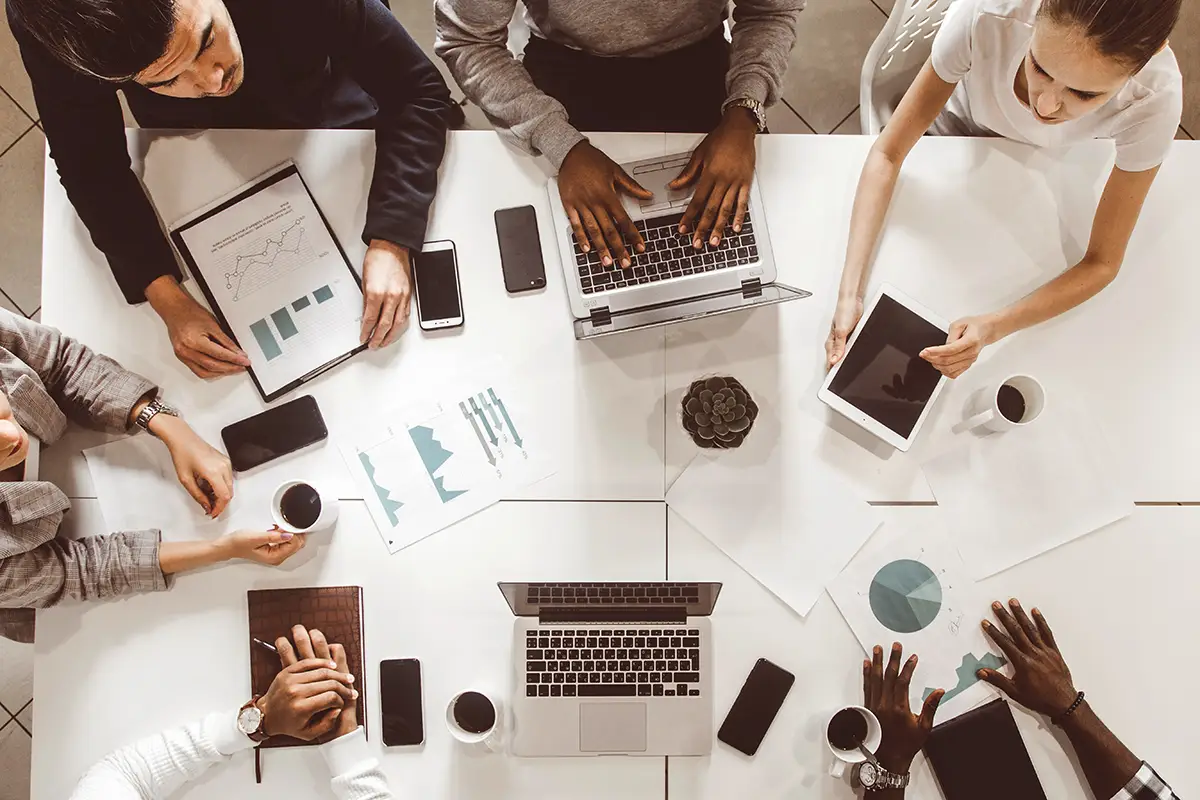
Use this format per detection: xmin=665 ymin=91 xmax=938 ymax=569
xmin=601 ymin=673 xmax=613 ymax=683
xmin=528 ymin=674 xmax=539 ymax=684
xmin=638 ymin=672 xmax=650 ymax=683
xmin=551 ymin=685 xmax=562 ymax=697
xmin=619 ymin=660 xmax=631 ymax=671
xmin=665 ymin=689 xmax=676 ymax=696
xmin=579 ymin=684 xmax=636 ymax=697
xmin=564 ymin=685 xmax=577 ymax=697
xmin=539 ymin=685 xmax=550 ymax=697
xmin=557 ymin=650 xmax=568 ymax=660
xmin=625 ymin=672 xmax=637 ymax=684
xmin=689 ymin=689 xmax=700 ymax=696
xmin=665 ymin=649 xmax=676 ymax=659
xmin=527 ymin=685 xmax=537 ymax=697
xmin=566 ymin=673 xmax=577 ymax=683
xmin=527 ymin=661 xmax=546 ymax=672
xmin=554 ymin=673 xmax=565 ymax=683
xmin=650 ymin=673 xmax=661 ymax=684
xmin=654 ymin=684 xmax=664 ymax=696
xmin=684 ymin=637 xmax=700 ymax=647
xmin=527 ymin=649 xmax=544 ymax=659
xmin=607 ymin=661 xmax=619 ymax=671
xmin=674 ymin=672 xmax=700 ymax=683
xmin=614 ymin=673 xmax=625 ymax=683
xmin=671 ymin=637 xmax=682 ymax=648
xmin=638 ymin=684 xmax=652 ymax=697
xmin=668 ymin=661 xmax=679 ymax=671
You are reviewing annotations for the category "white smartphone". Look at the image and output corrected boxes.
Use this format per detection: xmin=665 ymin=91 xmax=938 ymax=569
xmin=414 ymin=240 xmax=464 ymax=330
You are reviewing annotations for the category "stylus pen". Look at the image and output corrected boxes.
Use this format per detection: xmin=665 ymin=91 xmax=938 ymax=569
xmin=252 ymin=637 xmax=278 ymax=654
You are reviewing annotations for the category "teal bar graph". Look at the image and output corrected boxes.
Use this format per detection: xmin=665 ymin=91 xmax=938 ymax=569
xmin=314 ymin=285 xmax=334 ymax=304
xmin=249 ymin=319 xmax=282 ymax=361
xmin=271 ymin=308 xmax=299 ymax=340
xmin=292 ymin=296 xmax=311 ymax=312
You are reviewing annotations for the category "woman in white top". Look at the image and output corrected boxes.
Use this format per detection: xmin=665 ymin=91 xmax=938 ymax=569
xmin=827 ymin=0 xmax=1184 ymax=377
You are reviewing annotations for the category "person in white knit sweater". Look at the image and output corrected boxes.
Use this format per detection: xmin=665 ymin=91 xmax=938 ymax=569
xmin=69 ymin=625 xmax=391 ymax=800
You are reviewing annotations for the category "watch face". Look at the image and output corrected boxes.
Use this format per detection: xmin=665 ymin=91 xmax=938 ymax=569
xmin=237 ymin=705 xmax=263 ymax=734
xmin=858 ymin=761 xmax=879 ymax=786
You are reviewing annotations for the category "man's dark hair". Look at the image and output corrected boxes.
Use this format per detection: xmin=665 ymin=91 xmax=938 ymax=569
xmin=9 ymin=0 xmax=176 ymax=81
xmin=1039 ymin=0 xmax=1182 ymax=72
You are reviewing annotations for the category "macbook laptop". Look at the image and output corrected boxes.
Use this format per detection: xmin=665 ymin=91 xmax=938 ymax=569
xmin=548 ymin=152 xmax=810 ymax=339
xmin=499 ymin=581 xmax=722 ymax=756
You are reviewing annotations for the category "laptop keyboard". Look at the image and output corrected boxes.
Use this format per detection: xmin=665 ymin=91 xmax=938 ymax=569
xmin=525 ymin=626 xmax=702 ymax=699
xmin=525 ymin=582 xmax=703 ymax=606
xmin=572 ymin=211 xmax=760 ymax=295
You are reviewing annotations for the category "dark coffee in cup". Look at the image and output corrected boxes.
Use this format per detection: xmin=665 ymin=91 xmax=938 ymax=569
xmin=997 ymin=384 xmax=1027 ymax=423
xmin=280 ymin=483 xmax=321 ymax=529
xmin=454 ymin=691 xmax=496 ymax=734
xmin=827 ymin=708 xmax=868 ymax=751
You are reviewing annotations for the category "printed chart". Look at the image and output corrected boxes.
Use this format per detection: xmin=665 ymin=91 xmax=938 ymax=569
xmin=224 ymin=218 xmax=310 ymax=300
xmin=341 ymin=379 xmax=552 ymax=553
xmin=247 ymin=282 xmax=340 ymax=362
xmin=829 ymin=524 xmax=1007 ymax=722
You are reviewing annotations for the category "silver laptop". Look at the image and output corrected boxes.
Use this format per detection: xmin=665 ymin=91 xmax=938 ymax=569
xmin=499 ymin=581 xmax=722 ymax=757
xmin=548 ymin=152 xmax=810 ymax=339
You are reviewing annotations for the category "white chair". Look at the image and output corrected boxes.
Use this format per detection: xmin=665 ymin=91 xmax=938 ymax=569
xmin=860 ymin=0 xmax=958 ymax=134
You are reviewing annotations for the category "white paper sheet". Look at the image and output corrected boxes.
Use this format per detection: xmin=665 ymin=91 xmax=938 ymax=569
xmin=172 ymin=163 xmax=364 ymax=397
xmin=828 ymin=523 xmax=1005 ymax=722
xmin=339 ymin=366 xmax=555 ymax=554
xmin=666 ymin=402 xmax=881 ymax=617
xmin=922 ymin=402 xmax=1133 ymax=579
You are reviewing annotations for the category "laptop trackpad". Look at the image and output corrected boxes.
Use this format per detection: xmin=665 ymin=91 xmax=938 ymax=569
xmin=579 ymin=703 xmax=648 ymax=752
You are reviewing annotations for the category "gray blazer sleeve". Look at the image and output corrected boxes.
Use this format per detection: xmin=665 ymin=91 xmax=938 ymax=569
xmin=0 ymin=530 xmax=169 ymax=608
xmin=0 ymin=310 xmax=157 ymax=433
xmin=727 ymin=0 xmax=805 ymax=107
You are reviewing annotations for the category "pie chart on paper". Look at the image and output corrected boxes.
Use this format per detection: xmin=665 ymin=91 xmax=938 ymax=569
xmin=869 ymin=560 xmax=943 ymax=633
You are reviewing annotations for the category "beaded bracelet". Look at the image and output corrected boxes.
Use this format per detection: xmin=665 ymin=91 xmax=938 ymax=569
xmin=1052 ymin=691 xmax=1086 ymax=726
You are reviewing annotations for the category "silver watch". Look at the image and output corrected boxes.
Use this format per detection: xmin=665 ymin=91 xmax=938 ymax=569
xmin=724 ymin=97 xmax=767 ymax=133
xmin=853 ymin=757 xmax=910 ymax=791
xmin=134 ymin=397 xmax=179 ymax=434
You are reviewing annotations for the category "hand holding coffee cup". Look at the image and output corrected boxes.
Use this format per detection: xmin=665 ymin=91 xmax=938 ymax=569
xmin=952 ymin=374 xmax=1045 ymax=435
xmin=272 ymin=480 xmax=339 ymax=533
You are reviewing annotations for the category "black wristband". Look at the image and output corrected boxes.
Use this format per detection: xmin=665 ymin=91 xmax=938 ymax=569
xmin=1052 ymin=691 xmax=1085 ymax=726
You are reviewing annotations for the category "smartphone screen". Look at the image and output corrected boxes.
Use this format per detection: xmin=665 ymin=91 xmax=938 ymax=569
xmin=495 ymin=205 xmax=546 ymax=293
xmin=717 ymin=659 xmax=795 ymax=756
xmin=220 ymin=395 xmax=327 ymax=472
xmin=380 ymin=659 xmax=424 ymax=746
xmin=413 ymin=244 xmax=463 ymax=327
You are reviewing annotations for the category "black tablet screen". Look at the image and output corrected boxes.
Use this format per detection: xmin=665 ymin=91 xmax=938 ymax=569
xmin=827 ymin=294 xmax=946 ymax=438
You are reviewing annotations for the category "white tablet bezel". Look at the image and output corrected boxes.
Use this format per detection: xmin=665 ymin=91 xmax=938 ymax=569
xmin=818 ymin=284 xmax=950 ymax=452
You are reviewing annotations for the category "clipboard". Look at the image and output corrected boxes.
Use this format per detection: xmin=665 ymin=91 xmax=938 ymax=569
xmin=169 ymin=161 xmax=367 ymax=402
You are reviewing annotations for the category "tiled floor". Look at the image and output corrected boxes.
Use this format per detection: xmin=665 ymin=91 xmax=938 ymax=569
xmin=0 ymin=0 xmax=1196 ymax=796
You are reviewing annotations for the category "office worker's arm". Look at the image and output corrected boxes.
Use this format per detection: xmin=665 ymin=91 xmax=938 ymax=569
xmin=978 ymin=600 xmax=1179 ymax=800
xmin=863 ymin=643 xmax=944 ymax=799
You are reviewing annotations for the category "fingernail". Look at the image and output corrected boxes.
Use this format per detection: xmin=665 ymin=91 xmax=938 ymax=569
xmin=678 ymin=225 xmax=686 ymax=233
xmin=734 ymin=224 xmax=741 ymax=232
xmin=1010 ymin=598 xmax=1020 ymax=606
xmin=333 ymin=709 xmax=342 ymax=717
xmin=873 ymin=645 xmax=882 ymax=655
xmin=910 ymin=655 xmax=918 ymax=664
xmin=602 ymin=256 xmax=612 ymax=266
xmin=1032 ymin=607 xmax=1041 ymax=615
xmin=347 ymin=674 xmax=355 ymax=683
xmin=982 ymin=620 xmax=991 ymax=628
xmin=976 ymin=670 xmax=987 ymax=678
xmin=582 ymin=244 xmax=590 ymax=252
xmin=693 ymin=239 xmax=702 ymax=249
xmin=992 ymin=601 xmax=1002 ymax=610
xmin=637 ymin=244 xmax=645 ymax=252
xmin=329 ymin=661 xmax=338 ymax=668
xmin=352 ymin=690 xmax=359 ymax=699
xmin=279 ymin=532 xmax=293 ymax=540
xmin=621 ymin=258 xmax=630 ymax=268
xmin=710 ymin=237 xmax=719 ymax=246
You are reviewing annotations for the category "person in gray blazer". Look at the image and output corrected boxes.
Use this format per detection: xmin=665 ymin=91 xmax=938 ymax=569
xmin=0 ymin=311 xmax=305 ymax=642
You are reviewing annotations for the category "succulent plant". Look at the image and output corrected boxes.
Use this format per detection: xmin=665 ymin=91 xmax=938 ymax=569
xmin=681 ymin=376 xmax=759 ymax=449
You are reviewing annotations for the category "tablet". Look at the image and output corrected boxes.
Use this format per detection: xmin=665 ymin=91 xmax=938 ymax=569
xmin=818 ymin=285 xmax=949 ymax=451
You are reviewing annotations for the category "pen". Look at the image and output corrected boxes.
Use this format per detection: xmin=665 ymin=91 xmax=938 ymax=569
xmin=252 ymin=637 xmax=278 ymax=654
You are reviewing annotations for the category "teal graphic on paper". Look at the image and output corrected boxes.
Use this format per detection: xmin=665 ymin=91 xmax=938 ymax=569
xmin=249 ymin=319 xmax=282 ymax=361
xmin=408 ymin=425 xmax=467 ymax=503
xmin=488 ymin=387 xmax=523 ymax=446
xmin=292 ymin=296 xmax=311 ymax=312
xmin=924 ymin=653 xmax=1007 ymax=705
xmin=270 ymin=308 xmax=299 ymax=340
xmin=869 ymin=560 xmax=942 ymax=633
xmin=461 ymin=402 xmax=496 ymax=465
xmin=314 ymin=284 xmax=334 ymax=303
xmin=358 ymin=452 xmax=402 ymax=527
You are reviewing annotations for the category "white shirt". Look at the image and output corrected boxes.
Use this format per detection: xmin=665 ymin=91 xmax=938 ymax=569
xmin=929 ymin=0 xmax=1183 ymax=172
xmin=68 ymin=711 xmax=392 ymax=800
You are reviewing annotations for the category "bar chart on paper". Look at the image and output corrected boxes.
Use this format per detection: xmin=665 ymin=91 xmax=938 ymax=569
xmin=341 ymin=379 xmax=553 ymax=553
xmin=248 ymin=283 xmax=341 ymax=362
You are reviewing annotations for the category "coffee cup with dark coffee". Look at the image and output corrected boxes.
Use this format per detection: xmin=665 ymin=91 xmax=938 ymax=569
xmin=952 ymin=374 xmax=1046 ymax=435
xmin=446 ymin=689 xmax=504 ymax=751
xmin=271 ymin=480 xmax=339 ymax=533
xmin=826 ymin=705 xmax=882 ymax=778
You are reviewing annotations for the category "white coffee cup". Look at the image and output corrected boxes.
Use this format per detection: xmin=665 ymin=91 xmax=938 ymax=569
xmin=271 ymin=480 xmax=339 ymax=533
xmin=826 ymin=706 xmax=883 ymax=778
xmin=952 ymin=374 xmax=1046 ymax=435
xmin=446 ymin=690 xmax=504 ymax=752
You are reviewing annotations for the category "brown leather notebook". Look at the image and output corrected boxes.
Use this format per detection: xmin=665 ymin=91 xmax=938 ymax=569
xmin=247 ymin=586 xmax=367 ymax=752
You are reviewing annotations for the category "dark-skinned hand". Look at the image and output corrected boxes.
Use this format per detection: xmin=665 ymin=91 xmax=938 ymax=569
xmin=558 ymin=141 xmax=652 ymax=270
xmin=864 ymin=642 xmax=944 ymax=772
xmin=671 ymin=106 xmax=758 ymax=250
xmin=979 ymin=599 xmax=1078 ymax=717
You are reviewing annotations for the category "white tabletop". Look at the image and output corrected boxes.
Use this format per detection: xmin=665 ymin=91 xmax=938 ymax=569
xmin=32 ymin=500 xmax=669 ymax=800
xmin=667 ymin=504 xmax=1198 ymax=799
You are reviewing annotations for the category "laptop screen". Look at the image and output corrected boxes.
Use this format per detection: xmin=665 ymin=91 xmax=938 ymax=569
xmin=498 ymin=582 xmax=722 ymax=618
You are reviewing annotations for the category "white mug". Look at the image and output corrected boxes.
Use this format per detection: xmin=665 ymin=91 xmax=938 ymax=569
xmin=827 ymin=706 xmax=883 ymax=779
xmin=952 ymin=374 xmax=1046 ymax=434
xmin=446 ymin=690 xmax=504 ymax=752
xmin=270 ymin=480 xmax=339 ymax=533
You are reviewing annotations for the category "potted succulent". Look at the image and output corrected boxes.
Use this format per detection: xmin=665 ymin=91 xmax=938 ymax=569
xmin=681 ymin=376 xmax=759 ymax=449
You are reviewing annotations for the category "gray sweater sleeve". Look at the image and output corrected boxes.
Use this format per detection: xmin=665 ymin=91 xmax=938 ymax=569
xmin=434 ymin=0 xmax=586 ymax=168
xmin=727 ymin=0 xmax=805 ymax=108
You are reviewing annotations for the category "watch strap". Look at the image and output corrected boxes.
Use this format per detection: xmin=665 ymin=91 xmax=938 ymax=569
xmin=134 ymin=397 xmax=178 ymax=433
xmin=723 ymin=97 xmax=767 ymax=133
xmin=239 ymin=696 xmax=269 ymax=743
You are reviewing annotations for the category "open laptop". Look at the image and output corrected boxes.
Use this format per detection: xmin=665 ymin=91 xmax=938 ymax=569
xmin=499 ymin=581 xmax=722 ymax=756
xmin=548 ymin=152 xmax=810 ymax=339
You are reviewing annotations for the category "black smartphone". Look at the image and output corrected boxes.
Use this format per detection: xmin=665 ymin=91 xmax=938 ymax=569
xmin=495 ymin=205 xmax=547 ymax=293
xmin=716 ymin=658 xmax=796 ymax=756
xmin=380 ymin=658 xmax=424 ymax=746
xmin=220 ymin=395 xmax=327 ymax=472
xmin=413 ymin=240 xmax=464 ymax=330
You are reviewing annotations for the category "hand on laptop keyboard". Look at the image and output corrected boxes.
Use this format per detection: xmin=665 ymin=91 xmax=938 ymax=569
xmin=669 ymin=107 xmax=759 ymax=249
xmin=558 ymin=141 xmax=652 ymax=269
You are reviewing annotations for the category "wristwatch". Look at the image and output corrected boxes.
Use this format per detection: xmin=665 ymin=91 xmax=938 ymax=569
xmin=134 ymin=397 xmax=179 ymax=434
xmin=852 ymin=756 xmax=910 ymax=791
xmin=237 ymin=697 xmax=270 ymax=743
xmin=724 ymin=97 xmax=768 ymax=133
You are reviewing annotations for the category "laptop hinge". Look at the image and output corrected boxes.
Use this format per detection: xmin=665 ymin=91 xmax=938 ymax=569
xmin=740 ymin=278 xmax=763 ymax=298
xmin=587 ymin=306 xmax=612 ymax=327
xmin=538 ymin=607 xmax=687 ymax=625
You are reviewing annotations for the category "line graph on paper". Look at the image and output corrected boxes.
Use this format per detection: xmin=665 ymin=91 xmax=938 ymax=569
xmin=222 ymin=218 xmax=318 ymax=301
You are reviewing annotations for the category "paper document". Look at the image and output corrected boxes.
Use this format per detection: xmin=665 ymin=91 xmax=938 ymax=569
xmin=922 ymin=402 xmax=1133 ymax=579
xmin=666 ymin=402 xmax=880 ymax=617
xmin=170 ymin=162 xmax=364 ymax=400
xmin=339 ymin=368 xmax=555 ymax=553
xmin=829 ymin=523 xmax=1004 ymax=723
